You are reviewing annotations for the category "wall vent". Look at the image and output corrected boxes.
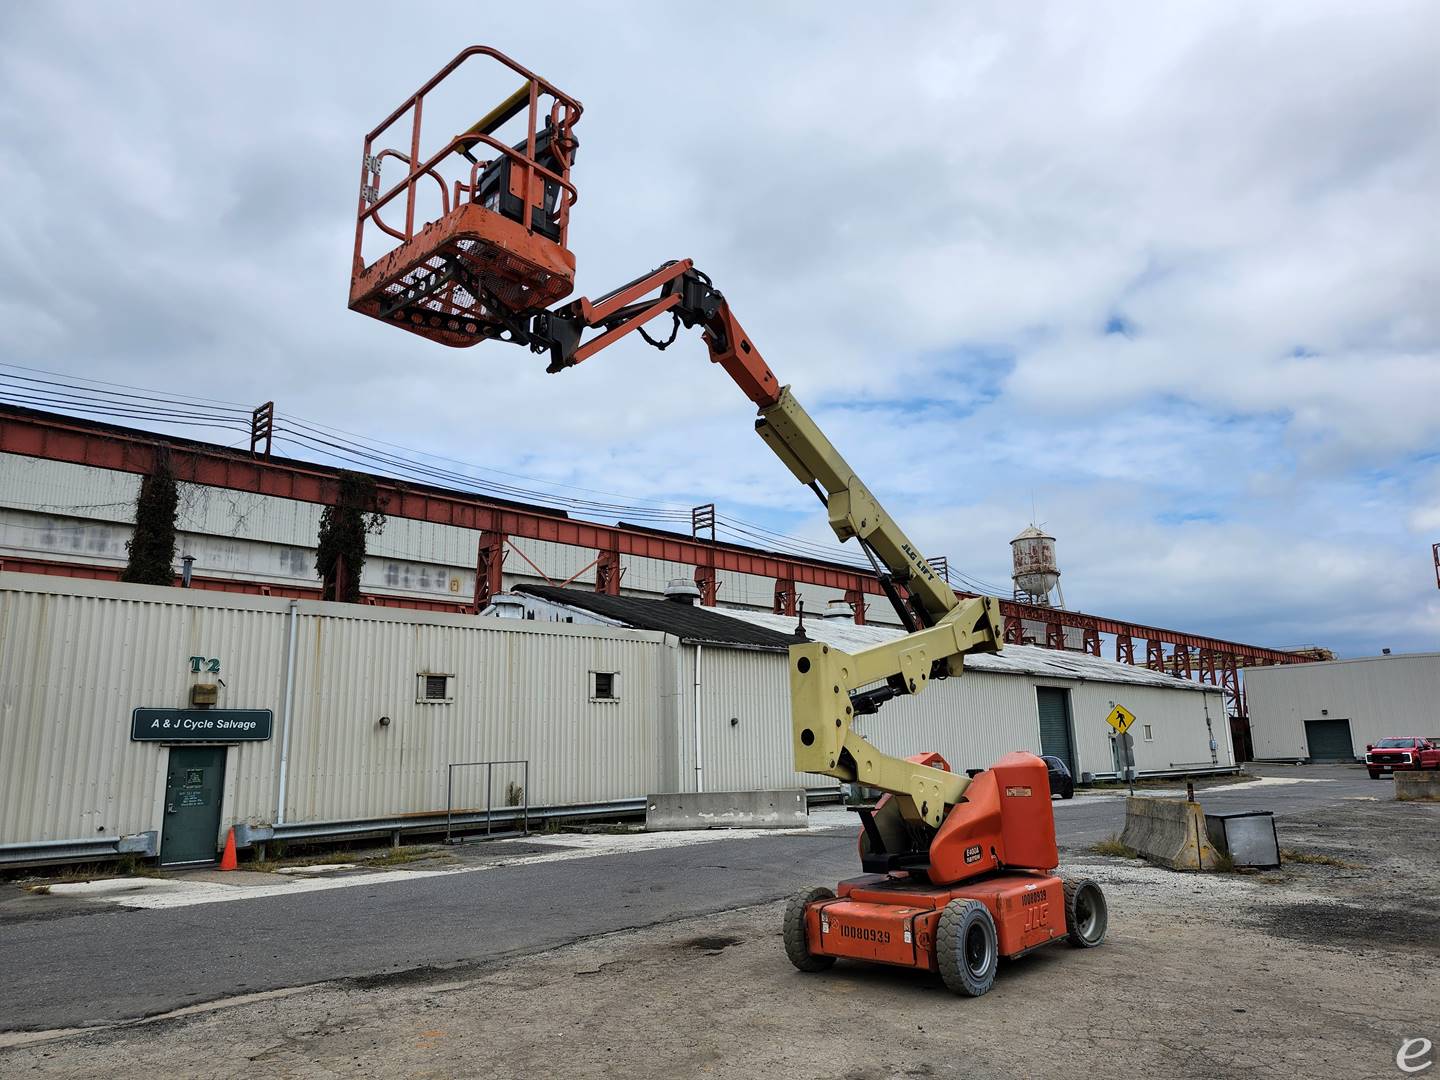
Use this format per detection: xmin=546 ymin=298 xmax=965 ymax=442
xmin=416 ymin=673 xmax=455 ymax=703
xmin=590 ymin=671 xmax=619 ymax=701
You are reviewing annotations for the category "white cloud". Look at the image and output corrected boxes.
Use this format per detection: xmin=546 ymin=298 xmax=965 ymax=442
xmin=0 ymin=1 xmax=1435 ymax=655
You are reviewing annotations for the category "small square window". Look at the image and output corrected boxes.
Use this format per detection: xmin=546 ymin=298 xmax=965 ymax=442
xmin=416 ymin=673 xmax=455 ymax=703
xmin=1143 ymin=723 xmax=1154 ymax=742
xmin=590 ymin=671 xmax=619 ymax=701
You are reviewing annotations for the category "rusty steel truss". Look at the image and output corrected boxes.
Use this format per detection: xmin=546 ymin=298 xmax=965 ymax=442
xmin=0 ymin=404 xmax=1300 ymax=718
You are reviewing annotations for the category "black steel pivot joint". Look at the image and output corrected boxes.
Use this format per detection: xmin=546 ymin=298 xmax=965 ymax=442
xmin=673 ymin=269 xmax=723 ymax=330
xmin=530 ymin=308 xmax=583 ymax=371
xmin=529 ymin=265 xmax=726 ymax=373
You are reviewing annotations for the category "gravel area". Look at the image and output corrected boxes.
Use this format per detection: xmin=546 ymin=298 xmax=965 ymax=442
xmin=3 ymin=796 xmax=1436 ymax=1079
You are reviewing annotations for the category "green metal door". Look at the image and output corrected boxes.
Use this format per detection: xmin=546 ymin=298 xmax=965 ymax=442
xmin=1036 ymin=687 xmax=1075 ymax=774
xmin=160 ymin=746 xmax=227 ymax=865
xmin=1304 ymin=718 xmax=1354 ymax=762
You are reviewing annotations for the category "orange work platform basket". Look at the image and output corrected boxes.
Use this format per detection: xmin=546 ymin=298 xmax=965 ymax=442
xmin=349 ymin=48 xmax=582 ymax=348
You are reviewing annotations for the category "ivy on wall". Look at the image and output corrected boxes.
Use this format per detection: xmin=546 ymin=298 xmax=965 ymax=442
xmin=120 ymin=459 xmax=179 ymax=586
xmin=315 ymin=471 xmax=387 ymax=603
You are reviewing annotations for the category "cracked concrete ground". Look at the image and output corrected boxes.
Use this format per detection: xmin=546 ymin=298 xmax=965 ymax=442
xmin=3 ymin=796 xmax=1436 ymax=1079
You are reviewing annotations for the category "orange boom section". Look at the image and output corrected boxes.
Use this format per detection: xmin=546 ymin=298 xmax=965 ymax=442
xmin=928 ymin=751 xmax=1059 ymax=884
xmin=349 ymin=47 xmax=582 ymax=348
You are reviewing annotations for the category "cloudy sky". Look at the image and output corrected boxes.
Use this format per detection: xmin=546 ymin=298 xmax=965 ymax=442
xmin=1 ymin=2 xmax=1436 ymax=656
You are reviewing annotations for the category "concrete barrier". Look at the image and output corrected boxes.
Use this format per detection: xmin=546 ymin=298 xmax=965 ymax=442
xmin=645 ymin=789 xmax=808 ymax=831
xmin=1120 ymin=797 xmax=1225 ymax=870
xmin=1396 ymin=772 xmax=1440 ymax=801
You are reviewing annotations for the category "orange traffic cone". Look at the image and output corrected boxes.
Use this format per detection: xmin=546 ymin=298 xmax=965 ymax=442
xmin=218 ymin=826 xmax=238 ymax=871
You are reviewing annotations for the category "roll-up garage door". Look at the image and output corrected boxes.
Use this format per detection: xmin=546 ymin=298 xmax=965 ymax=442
xmin=1036 ymin=687 xmax=1076 ymax=774
xmin=1303 ymin=718 xmax=1354 ymax=762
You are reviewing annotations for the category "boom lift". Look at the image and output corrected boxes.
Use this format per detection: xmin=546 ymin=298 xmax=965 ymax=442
xmin=350 ymin=47 xmax=1108 ymax=996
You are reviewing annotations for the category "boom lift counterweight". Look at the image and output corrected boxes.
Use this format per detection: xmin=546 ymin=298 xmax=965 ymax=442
xmin=349 ymin=47 xmax=1108 ymax=997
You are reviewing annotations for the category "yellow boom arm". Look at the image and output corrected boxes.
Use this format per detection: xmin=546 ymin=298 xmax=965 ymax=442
xmin=532 ymin=265 xmax=1004 ymax=829
xmin=755 ymin=387 xmax=1004 ymax=827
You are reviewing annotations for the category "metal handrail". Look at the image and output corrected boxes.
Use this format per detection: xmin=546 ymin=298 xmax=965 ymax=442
xmin=359 ymin=130 xmax=579 ymax=242
xmin=354 ymin=47 xmax=581 ymax=272
xmin=445 ymin=758 xmax=530 ymax=843
xmin=363 ymin=46 xmax=583 ymax=144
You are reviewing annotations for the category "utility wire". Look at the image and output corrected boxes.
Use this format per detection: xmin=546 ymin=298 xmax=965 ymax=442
xmin=0 ymin=361 xmax=255 ymax=411
xmin=271 ymin=411 xmax=701 ymax=511
xmin=275 ymin=419 xmax=691 ymax=520
xmin=0 ymin=365 xmax=1009 ymax=595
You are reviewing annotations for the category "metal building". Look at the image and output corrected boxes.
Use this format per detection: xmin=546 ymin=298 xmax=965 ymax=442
xmin=0 ymin=570 xmax=1230 ymax=867
xmin=492 ymin=585 xmax=1233 ymax=790
xmin=0 ymin=403 xmax=1307 ymax=737
xmin=1244 ymin=652 xmax=1440 ymax=762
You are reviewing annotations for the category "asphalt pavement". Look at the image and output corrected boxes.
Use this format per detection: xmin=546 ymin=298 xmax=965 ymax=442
xmin=0 ymin=763 xmax=1374 ymax=1032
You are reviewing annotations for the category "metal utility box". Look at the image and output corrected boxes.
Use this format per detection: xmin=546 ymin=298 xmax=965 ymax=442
xmin=1205 ymin=810 xmax=1280 ymax=869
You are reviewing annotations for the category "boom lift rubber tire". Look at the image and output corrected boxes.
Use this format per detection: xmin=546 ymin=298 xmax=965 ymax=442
xmin=784 ymin=886 xmax=837 ymax=972
xmin=935 ymin=898 xmax=998 ymax=996
xmin=1063 ymin=878 xmax=1108 ymax=948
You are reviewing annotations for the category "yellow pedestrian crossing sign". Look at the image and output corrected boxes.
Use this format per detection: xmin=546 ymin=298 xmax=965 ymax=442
xmin=1106 ymin=704 xmax=1136 ymax=734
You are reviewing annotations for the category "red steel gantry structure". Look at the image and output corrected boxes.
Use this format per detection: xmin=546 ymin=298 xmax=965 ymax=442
xmin=0 ymin=401 xmax=1296 ymax=735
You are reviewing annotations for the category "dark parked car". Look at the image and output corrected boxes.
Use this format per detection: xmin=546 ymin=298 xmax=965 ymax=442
xmin=1041 ymin=755 xmax=1075 ymax=799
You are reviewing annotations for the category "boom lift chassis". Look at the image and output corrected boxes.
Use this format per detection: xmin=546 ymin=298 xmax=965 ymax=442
xmin=350 ymin=46 xmax=1107 ymax=996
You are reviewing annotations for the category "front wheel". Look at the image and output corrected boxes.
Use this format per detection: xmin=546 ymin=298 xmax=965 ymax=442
xmin=1368 ymin=770 xmax=1382 ymax=780
xmin=936 ymin=899 xmax=998 ymax=996
xmin=1063 ymin=878 xmax=1108 ymax=948
xmin=783 ymin=886 xmax=836 ymax=972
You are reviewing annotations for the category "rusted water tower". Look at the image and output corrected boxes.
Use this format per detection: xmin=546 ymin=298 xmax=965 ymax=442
xmin=1011 ymin=525 xmax=1064 ymax=607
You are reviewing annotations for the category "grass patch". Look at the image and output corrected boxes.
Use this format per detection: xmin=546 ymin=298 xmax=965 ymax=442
xmin=248 ymin=844 xmax=450 ymax=874
xmin=13 ymin=855 xmax=163 ymax=886
xmin=247 ymin=850 xmax=350 ymax=874
xmin=1089 ymin=835 xmax=1139 ymax=858
xmin=1281 ymin=848 xmax=1359 ymax=868
xmin=358 ymin=847 xmax=448 ymax=868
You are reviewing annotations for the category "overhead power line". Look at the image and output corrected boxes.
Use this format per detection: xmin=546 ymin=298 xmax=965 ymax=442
xmin=0 ymin=363 xmax=1007 ymax=597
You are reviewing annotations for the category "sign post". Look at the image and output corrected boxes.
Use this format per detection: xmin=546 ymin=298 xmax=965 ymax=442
xmin=1106 ymin=703 xmax=1138 ymax=795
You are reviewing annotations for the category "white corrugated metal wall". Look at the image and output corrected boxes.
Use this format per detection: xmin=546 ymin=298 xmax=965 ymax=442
xmin=0 ymin=574 xmax=669 ymax=849
xmin=284 ymin=609 xmax=667 ymax=821
xmin=1245 ymin=653 xmax=1440 ymax=760
xmin=0 ymin=580 xmax=289 ymax=847
xmin=676 ymin=645 xmax=1231 ymax=795
xmin=1 ymin=572 xmax=1228 ymax=858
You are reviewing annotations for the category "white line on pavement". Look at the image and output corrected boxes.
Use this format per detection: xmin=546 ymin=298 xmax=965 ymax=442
xmin=39 ymin=822 xmax=852 ymax=911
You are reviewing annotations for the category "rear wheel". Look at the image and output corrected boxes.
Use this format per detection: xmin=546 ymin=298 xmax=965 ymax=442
xmin=783 ymin=886 xmax=836 ymax=972
xmin=1063 ymin=878 xmax=1108 ymax=948
xmin=935 ymin=899 xmax=998 ymax=996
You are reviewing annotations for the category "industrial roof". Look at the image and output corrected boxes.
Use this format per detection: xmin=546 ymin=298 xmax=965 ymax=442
xmin=717 ymin=608 xmax=1216 ymax=693
xmin=512 ymin=585 xmax=1213 ymax=693
xmin=513 ymin=585 xmax=804 ymax=650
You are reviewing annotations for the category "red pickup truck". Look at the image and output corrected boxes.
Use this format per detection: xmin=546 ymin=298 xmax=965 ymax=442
xmin=1366 ymin=737 xmax=1440 ymax=779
